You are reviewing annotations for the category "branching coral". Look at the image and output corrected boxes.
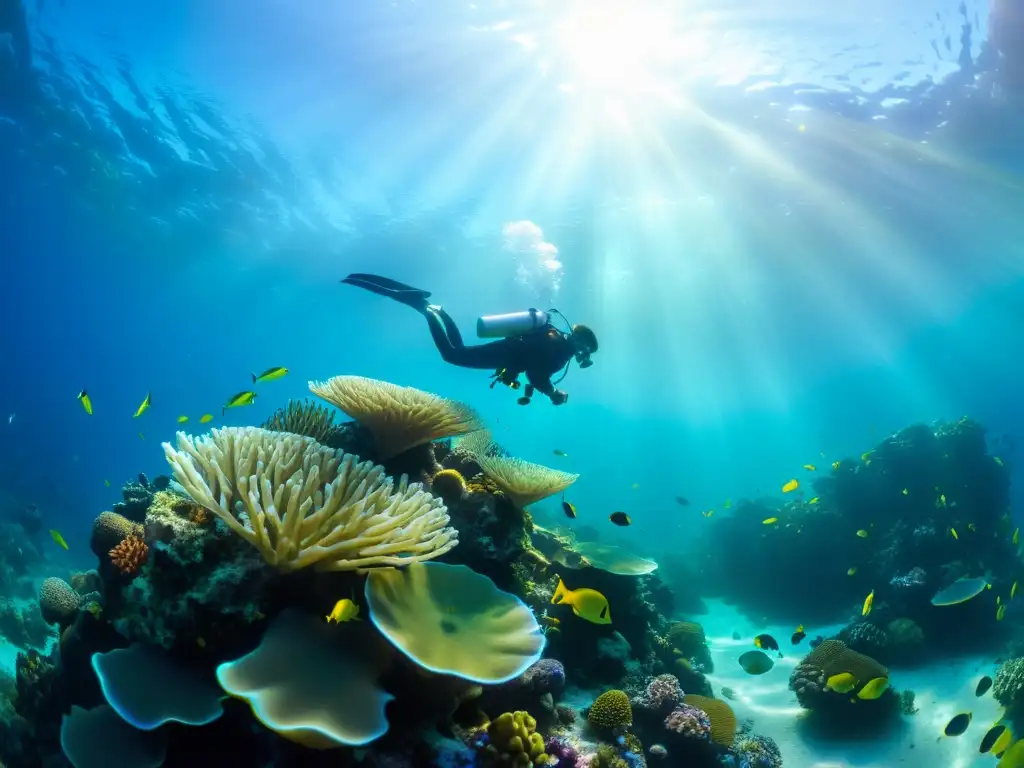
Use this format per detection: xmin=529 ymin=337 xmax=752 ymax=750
xmin=163 ymin=427 xmax=458 ymax=572
xmin=994 ymin=658 xmax=1024 ymax=709
xmin=263 ymin=397 xmax=348 ymax=448
xmin=109 ymin=535 xmax=148 ymax=576
xmin=457 ymin=433 xmax=579 ymax=508
xmin=309 ymin=375 xmax=483 ymax=460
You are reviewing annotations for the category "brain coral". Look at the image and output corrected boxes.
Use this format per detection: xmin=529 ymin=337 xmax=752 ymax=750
xmin=682 ymin=694 xmax=736 ymax=746
xmin=588 ymin=689 xmax=632 ymax=729
xmin=90 ymin=512 xmax=143 ymax=560
xmin=667 ymin=621 xmax=706 ymax=654
xmin=39 ymin=577 xmax=81 ymax=627
xmin=788 ymin=639 xmax=888 ymax=710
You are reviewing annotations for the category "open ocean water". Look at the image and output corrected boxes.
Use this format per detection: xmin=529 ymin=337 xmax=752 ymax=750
xmin=2 ymin=1 xmax=1024 ymax=767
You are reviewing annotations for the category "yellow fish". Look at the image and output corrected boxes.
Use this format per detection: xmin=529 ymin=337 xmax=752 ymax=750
xmin=552 ymin=578 xmax=611 ymax=624
xmin=831 ymin=461 xmax=840 ymax=470
xmin=325 ymin=598 xmax=361 ymax=623
xmin=803 ymin=464 xmax=816 ymax=471
xmin=856 ymin=529 xmax=869 ymax=538
xmin=1014 ymin=528 xmax=1020 ymax=546
xmin=77 ymin=389 xmax=93 ymax=415
xmin=104 ymin=479 xmax=111 ymax=487
xmin=177 ymin=415 xmax=189 ymax=423
xmin=998 ymin=604 xmax=1007 ymax=622
xmin=702 ymin=510 xmax=714 ymax=518
xmin=826 ymin=672 xmax=858 ymax=693
xmin=861 ymin=451 xmax=873 ymax=462
xmin=200 ymin=414 xmax=214 ymax=424
xmin=782 ymin=479 xmax=799 ymax=493
xmin=951 ymin=528 xmax=958 ymax=540
xmin=847 ymin=567 xmax=858 ymax=576
xmin=862 ymin=589 xmax=875 ymax=617
xmin=222 ymin=391 xmax=257 ymax=414
xmin=251 ymin=367 xmax=289 ymax=384
xmin=1012 ymin=581 xmax=1018 ymax=600
xmin=857 ymin=677 xmax=889 ymax=700
xmin=809 ymin=497 xmax=820 ymax=504
xmin=991 ymin=725 xmax=1013 ymax=756
xmin=49 ymin=529 xmax=69 ymax=551
xmin=133 ymin=392 xmax=151 ymax=418
xmin=901 ymin=488 xmax=908 ymax=495
xmin=762 ymin=517 xmax=779 ymax=525
xmin=995 ymin=456 xmax=1004 ymax=467
xmin=937 ymin=494 xmax=947 ymax=508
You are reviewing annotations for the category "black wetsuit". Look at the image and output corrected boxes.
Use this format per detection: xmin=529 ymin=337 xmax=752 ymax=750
xmin=340 ymin=273 xmax=575 ymax=403
xmin=426 ymin=307 xmax=575 ymax=401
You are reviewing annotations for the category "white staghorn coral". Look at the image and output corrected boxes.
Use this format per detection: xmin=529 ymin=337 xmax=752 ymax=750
xmin=308 ymin=375 xmax=483 ymax=460
xmin=161 ymin=427 xmax=458 ymax=572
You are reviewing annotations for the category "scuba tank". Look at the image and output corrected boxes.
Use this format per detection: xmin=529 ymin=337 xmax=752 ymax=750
xmin=476 ymin=308 xmax=549 ymax=339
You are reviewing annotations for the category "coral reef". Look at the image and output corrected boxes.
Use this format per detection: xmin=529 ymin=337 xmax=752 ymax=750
xmin=262 ymin=397 xmax=355 ymax=449
xmin=480 ymin=711 xmax=552 ymax=766
xmin=734 ymin=734 xmax=783 ymax=768
xmin=994 ymin=658 xmax=1024 ymax=710
xmin=37 ymin=577 xmax=80 ymax=628
xmin=109 ymin=534 xmax=148 ymax=576
xmin=588 ymin=689 xmax=633 ymax=731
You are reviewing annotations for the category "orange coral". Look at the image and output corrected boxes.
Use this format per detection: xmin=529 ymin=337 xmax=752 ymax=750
xmin=109 ymin=535 xmax=148 ymax=575
xmin=189 ymin=506 xmax=210 ymax=525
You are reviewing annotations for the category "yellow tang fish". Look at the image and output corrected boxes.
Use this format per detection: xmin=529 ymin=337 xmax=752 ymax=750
xmin=856 ymin=529 xmax=869 ymax=538
xmin=826 ymin=672 xmax=858 ymax=693
xmin=77 ymin=389 xmax=93 ymax=415
xmin=762 ymin=517 xmax=779 ymax=525
xmin=782 ymin=479 xmax=799 ymax=493
xmin=857 ymin=677 xmax=889 ymax=700
xmin=997 ymin=604 xmax=1007 ymax=622
xmin=252 ymin=367 xmax=289 ymax=384
xmin=222 ymin=391 xmax=257 ymax=414
xmin=133 ymin=391 xmax=151 ymax=418
xmin=862 ymin=589 xmax=875 ymax=617
xmin=832 ymin=461 xmax=841 ymax=470
xmin=49 ymin=529 xmax=69 ymax=551
xmin=937 ymin=494 xmax=947 ymax=508
xmin=325 ymin=598 xmax=361 ymax=624
xmin=809 ymin=497 xmax=820 ymax=504
xmin=1012 ymin=581 xmax=1018 ymax=600
xmin=552 ymin=578 xmax=611 ymax=624
xmin=177 ymin=415 xmax=189 ymax=423
xmin=847 ymin=567 xmax=858 ymax=576
xmin=861 ymin=451 xmax=873 ymax=462
xmin=951 ymin=528 xmax=958 ymax=540
xmin=990 ymin=725 xmax=1013 ymax=756
xmin=200 ymin=414 xmax=214 ymax=424
xmin=1014 ymin=527 xmax=1020 ymax=546
xmin=803 ymin=464 xmax=816 ymax=471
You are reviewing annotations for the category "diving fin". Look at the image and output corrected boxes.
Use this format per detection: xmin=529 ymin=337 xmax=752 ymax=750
xmin=341 ymin=273 xmax=432 ymax=310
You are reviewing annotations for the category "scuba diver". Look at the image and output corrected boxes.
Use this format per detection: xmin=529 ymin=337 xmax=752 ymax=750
xmin=341 ymin=273 xmax=598 ymax=405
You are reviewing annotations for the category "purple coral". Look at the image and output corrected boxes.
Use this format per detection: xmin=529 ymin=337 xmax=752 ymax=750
xmin=664 ymin=704 xmax=711 ymax=741
xmin=640 ymin=674 xmax=683 ymax=713
xmin=545 ymin=736 xmax=580 ymax=764
xmin=521 ymin=658 xmax=566 ymax=695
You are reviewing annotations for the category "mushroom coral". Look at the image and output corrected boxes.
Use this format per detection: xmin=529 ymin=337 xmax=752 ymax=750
xmin=309 ymin=375 xmax=483 ymax=460
xmin=60 ymin=705 xmax=167 ymax=768
xmin=365 ymin=561 xmax=545 ymax=684
xmin=163 ymin=427 xmax=458 ymax=571
xmin=216 ymin=610 xmax=394 ymax=749
xmin=91 ymin=645 xmax=224 ymax=730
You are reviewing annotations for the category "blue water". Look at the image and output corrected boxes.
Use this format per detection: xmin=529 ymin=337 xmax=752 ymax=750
xmin=1 ymin=0 xmax=1023 ymax=572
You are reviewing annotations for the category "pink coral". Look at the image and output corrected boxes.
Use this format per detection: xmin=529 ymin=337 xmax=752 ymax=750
xmin=643 ymin=674 xmax=683 ymax=713
xmin=664 ymin=705 xmax=711 ymax=741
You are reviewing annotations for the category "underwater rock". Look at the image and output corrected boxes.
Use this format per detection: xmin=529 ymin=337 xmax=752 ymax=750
xmin=113 ymin=480 xmax=153 ymax=524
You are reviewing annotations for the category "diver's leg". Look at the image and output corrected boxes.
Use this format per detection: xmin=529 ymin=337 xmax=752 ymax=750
xmin=424 ymin=309 xmax=510 ymax=369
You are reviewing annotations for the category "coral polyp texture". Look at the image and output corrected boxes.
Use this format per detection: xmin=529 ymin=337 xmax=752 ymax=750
xmin=457 ymin=432 xmax=579 ymax=508
xmin=682 ymin=694 xmax=737 ymax=747
xmin=108 ymin=535 xmax=148 ymax=576
xmin=588 ymin=689 xmax=633 ymax=729
xmin=162 ymin=427 xmax=458 ymax=571
xmin=308 ymin=375 xmax=483 ymax=460
xmin=38 ymin=578 xmax=81 ymax=628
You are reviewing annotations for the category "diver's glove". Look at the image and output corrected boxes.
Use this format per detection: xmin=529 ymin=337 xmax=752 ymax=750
xmin=550 ymin=389 xmax=568 ymax=405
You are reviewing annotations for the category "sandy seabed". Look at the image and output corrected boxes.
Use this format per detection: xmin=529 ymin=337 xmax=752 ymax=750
xmin=698 ymin=599 xmax=1005 ymax=768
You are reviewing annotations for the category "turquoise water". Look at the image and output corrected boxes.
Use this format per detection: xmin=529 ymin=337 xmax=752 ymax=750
xmin=2 ymin=1 xmax=1024 ymax=766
